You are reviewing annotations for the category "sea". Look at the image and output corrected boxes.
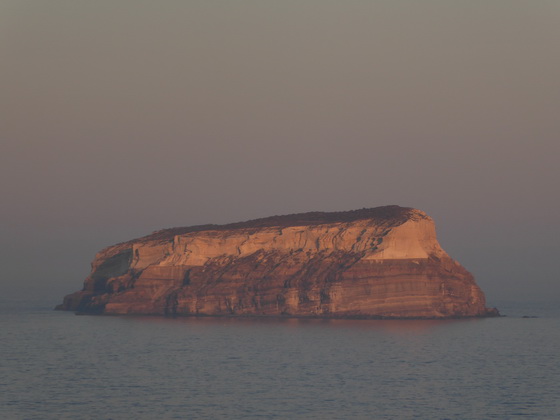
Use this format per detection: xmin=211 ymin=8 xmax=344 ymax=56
xmin=1 ymin=298 xmax=559 ymax=420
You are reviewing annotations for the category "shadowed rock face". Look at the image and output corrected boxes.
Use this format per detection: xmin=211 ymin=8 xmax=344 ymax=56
xmin=57 ymin=206 xmax=498 ymax=318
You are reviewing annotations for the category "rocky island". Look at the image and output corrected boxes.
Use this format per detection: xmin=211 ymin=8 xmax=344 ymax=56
xmin=57 ymin=206 xmax=498 ymax=319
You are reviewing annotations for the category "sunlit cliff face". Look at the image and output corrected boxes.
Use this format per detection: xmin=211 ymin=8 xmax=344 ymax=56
xmin=58 ymin=206 xmax=498 ymax=318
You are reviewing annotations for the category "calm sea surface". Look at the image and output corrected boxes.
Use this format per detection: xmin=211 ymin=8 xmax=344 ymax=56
xmin=1 ymin=299 xmax=559 ymax=419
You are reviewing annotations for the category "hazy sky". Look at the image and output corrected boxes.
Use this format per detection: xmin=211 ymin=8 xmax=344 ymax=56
xmin=2 ymin=1 xmax=559 ymax=304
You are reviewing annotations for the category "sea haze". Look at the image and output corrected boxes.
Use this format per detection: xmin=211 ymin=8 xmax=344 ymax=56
xmin=1 ymin=299 xmax=559 ymax=419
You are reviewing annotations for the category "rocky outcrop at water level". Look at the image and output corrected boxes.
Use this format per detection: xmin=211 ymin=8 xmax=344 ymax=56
xmin=57 ymin=206 xmax=499 ymax=319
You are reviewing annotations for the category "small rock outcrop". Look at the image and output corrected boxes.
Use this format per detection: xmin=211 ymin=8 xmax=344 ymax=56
xmin=56 ymin=206 xmax=498 ymax=318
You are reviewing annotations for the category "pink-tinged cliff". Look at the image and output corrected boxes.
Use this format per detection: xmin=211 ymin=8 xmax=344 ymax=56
xmin=56 ymin=206 xmax=498 ymax=318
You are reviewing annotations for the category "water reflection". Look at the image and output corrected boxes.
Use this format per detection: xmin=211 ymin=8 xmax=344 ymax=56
xmin=5 ymin=303 xmax=558 ymax=419
xmin=121 ymin=313 xmax=481 ymax=335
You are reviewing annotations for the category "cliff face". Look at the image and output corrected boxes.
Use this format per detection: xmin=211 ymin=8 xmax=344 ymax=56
xmin=57 ymin=206 xmax=498 ymax=318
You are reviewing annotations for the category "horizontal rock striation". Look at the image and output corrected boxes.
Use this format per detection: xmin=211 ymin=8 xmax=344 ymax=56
xmin=57 ymin=206 xmax=498 ymax=318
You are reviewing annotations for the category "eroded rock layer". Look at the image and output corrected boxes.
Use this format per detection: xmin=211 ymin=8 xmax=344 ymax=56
xmin=57 ymin=206 xmax=498 ymax=318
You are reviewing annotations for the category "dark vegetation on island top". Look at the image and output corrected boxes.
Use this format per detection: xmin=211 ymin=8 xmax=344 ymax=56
xmin=57 ymin=205 xmax=499 ymax=319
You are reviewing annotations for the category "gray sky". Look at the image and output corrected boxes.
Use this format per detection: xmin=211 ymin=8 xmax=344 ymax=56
xmin=2 ymin=1 xmax=559 ymax=304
